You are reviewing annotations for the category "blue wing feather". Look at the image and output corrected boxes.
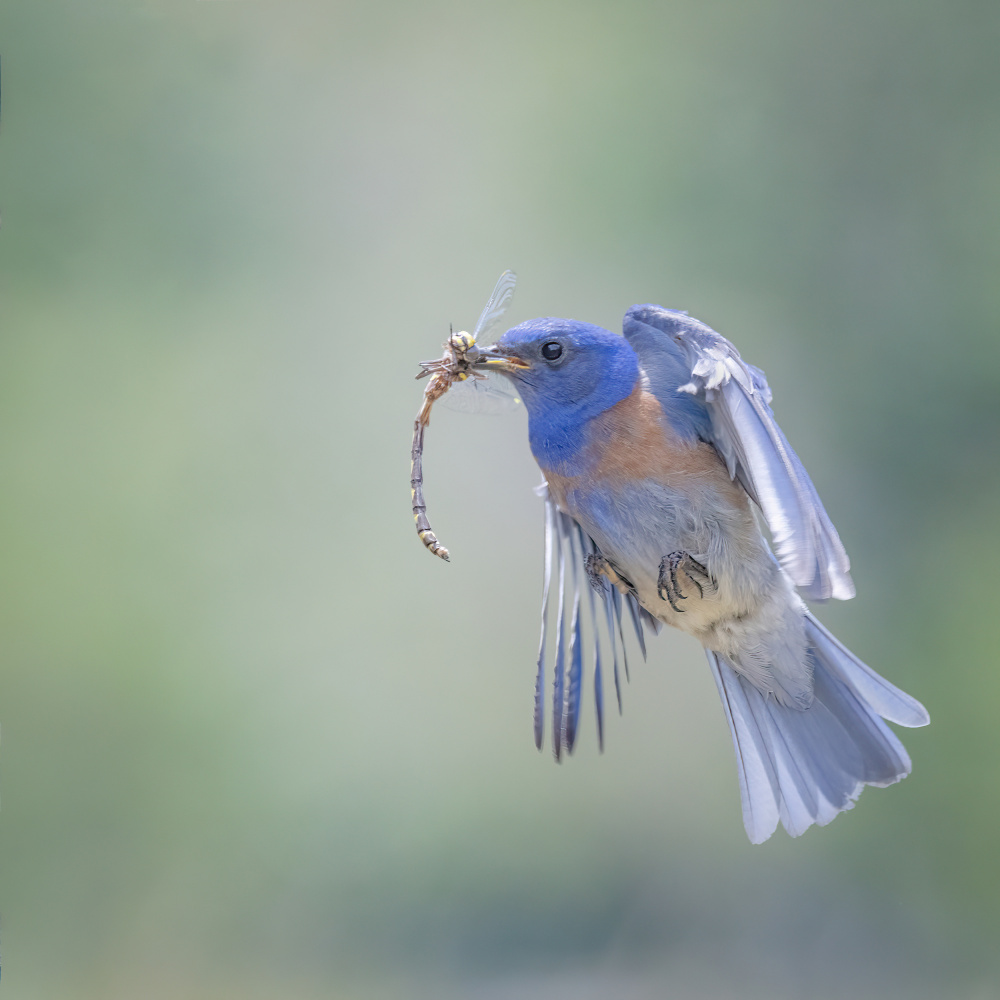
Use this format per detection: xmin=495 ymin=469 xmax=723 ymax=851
xmin=537 ymin=486 xmax=662 ymax=750
xmin=623 ymin=305 xmax=855 ymax=602
xmin=551 ymin=510 xmax=567 ymax=761
xmin=564 ymin=518 xmax=584 ymax=753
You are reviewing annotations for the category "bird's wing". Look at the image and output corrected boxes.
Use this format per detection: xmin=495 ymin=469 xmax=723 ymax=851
xmin=623 ymin=305 xmax=854 ymax=602
xmin=533 ymin=484 xmax=660 ymax=758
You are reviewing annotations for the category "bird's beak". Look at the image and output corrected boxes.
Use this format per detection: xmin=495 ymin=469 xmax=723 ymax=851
xmin=473 ymin=345 xmax=530 ymax=373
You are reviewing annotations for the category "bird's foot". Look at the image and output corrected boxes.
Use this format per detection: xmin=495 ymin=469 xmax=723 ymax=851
xmin=585 ymin=553 xmax=632 ymax=596
xmin=657 ymin=552 xmax=715 ymax=613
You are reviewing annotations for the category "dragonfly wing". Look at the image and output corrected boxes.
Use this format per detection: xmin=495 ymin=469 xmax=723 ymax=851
xmin=473 ymin=270 xmax=517 ymax=342
xmin=436 ymin=373 xmax=522 ymax=415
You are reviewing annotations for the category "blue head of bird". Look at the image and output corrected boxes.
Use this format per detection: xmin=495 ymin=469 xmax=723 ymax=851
xmin=482 ymin=319 xmax=640 ymax=473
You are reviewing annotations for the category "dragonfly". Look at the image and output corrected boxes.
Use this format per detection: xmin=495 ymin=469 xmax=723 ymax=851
xmin=411 ymin=270 xmax=523 ymax=561
xmin=412 ymin=272 xmax=657 ymax=758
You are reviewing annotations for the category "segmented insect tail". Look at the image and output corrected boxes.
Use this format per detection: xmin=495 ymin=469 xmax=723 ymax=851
xmin=410 ymin=418 xmax=450 ymax=561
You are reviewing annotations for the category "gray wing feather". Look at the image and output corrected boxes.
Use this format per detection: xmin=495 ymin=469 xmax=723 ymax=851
xmin=626 ymin=593 xmax=648 ymax=660
xmin=624 ymin=305 xmax=855 ymax=602
xmin=533 ymin=499 xmax=557 ymax=750
xmin=603 ymin=585 xmax=623 ymax=713
xmin=611 ymin=587 xmax=630 ymax=684
xmin=578 ymin=526 xmax=606 ymax=752
xmin=714 ymin=377 xmax=854 ymax=601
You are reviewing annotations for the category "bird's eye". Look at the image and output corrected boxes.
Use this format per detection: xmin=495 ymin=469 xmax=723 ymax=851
xmin=541 ymin=341 xmax=563 ymax=361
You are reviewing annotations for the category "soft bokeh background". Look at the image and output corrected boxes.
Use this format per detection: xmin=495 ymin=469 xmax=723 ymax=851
xmin=1 ymin=1 xmax=998 ymax=997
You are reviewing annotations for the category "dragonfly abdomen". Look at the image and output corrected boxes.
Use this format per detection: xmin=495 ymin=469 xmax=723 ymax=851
xmin=410 ymin=417 xmax=450 ymax=561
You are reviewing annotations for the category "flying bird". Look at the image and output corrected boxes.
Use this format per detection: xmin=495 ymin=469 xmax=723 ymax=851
xmin=475 ymin=304 xmax=929 ymax=844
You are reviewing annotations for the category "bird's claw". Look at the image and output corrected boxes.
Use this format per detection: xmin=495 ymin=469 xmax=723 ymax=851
xmin=584 ymin=553 xmax=609 ymax=592
xmin=657 ymin=552 xmax=714 ymax=613
xmin=586 ymin=552 xmax=634 ymax=597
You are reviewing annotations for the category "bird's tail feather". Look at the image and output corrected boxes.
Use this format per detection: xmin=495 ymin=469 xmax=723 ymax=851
xmin=708 ymin=612 xmax=929 ymax=844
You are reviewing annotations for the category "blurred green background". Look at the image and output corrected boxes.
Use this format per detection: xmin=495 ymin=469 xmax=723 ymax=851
xmin=1 ymin=1 xmax=998 ymax=997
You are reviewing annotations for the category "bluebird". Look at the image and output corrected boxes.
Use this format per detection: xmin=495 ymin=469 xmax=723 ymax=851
xmin=480 ymin=305 xmax=929 ymax=844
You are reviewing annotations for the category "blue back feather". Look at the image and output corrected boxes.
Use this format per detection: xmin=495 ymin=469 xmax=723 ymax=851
xmin=623 ymin=307 xmax=714 ymax=442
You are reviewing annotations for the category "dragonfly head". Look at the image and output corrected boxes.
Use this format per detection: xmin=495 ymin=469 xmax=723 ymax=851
xmin=448 ymin=330 xmax=476 ymax=354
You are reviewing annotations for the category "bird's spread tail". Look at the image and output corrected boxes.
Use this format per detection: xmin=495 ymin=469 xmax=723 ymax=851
xmin=708 ymin=612 xmax=929 ymax=844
